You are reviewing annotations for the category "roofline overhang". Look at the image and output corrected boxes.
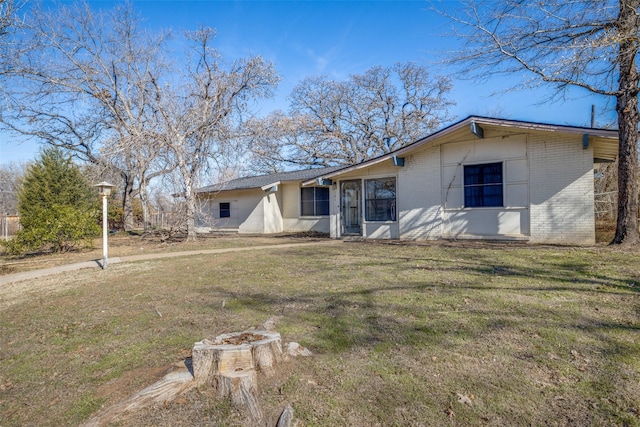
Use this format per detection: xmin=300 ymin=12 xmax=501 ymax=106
xmin=261 ymin=181 xmax=281 ymax=191
xmin=198 ymin=165 xmax=350 ymax=194
xmin=301 ymin=116 xmax=619 ymax=185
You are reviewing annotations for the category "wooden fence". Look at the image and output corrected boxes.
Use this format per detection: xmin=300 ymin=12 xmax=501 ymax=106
xmin=1 ymin=215 xmax=21 ymax=240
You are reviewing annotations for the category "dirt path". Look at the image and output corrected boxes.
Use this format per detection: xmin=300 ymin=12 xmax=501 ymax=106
xmin=0 ymin=240 xmax=340 ymax=311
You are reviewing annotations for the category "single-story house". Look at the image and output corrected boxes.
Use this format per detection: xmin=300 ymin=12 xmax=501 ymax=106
xmin=195 ymin=166 xmax=346 ymax=234
xmin=196 ymin=116 xmax=618 ymax=244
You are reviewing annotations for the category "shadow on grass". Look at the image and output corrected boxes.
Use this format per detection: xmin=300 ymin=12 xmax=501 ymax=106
xmin=195 ymin=244 xmax=638 ymax=356
xmin=26 ymin=240 xmax=621 ymax=426
xmin=3 ymin=240 xmax=638 ymax=426
xmin=201 ymin=268 xmax=639 ymax=421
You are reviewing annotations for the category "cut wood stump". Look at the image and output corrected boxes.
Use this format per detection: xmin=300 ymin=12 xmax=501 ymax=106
xmin=80 ymin=326 xmax=310 ymax=426
xmin=192 ymin=341 xmax=254 ymax=386
xmin=192 ymin=330 xmax=283 ymax=421
xmin=214 ymin=369 xmax=262 ymax=420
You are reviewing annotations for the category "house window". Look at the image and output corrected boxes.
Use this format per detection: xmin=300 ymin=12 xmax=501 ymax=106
xmin=219 ymin=202 xmax=231 ymax=218
xmin=301 ymin=187 xmax=330 ymax=216
xmin=464 ymin=162 xmax=503 ymax=207
xmin=365 ymin=177 xmax=396 ymax=221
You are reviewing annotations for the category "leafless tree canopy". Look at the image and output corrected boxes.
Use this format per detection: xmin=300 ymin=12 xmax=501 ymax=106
xmin=152 ymin=27 xmax=280 ymax=240
xmin=0 ymin=0 xmax=22 ymax=75
xmin=0 ymin=2 xmax=279 ymax=239
xmin=247 ymin=62 xmax=454 ymax=172
xmin=1 ymin=2 xmax=174 ymax=230
xmin=0 ymin=162 xmax=24 ymax=215
xmin=438 ymin=0 xmax=640 ymax=245
xmin=440 ymin=1 xmax=620 ymax=95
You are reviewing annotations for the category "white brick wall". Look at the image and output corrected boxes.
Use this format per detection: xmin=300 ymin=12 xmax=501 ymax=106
xmin=528 ymin=133 xmax=595 ymax=244
xmin=396 ymin=131 xmax=595 ymax=244
xmin=439 ymin=135 xmax=529 ymax=239
xmin=398 ymin=146 xmax=443 ymax=239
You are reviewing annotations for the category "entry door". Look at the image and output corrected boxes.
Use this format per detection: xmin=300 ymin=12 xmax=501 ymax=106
xmin=341 ymin=180 xmax=362 ymax=235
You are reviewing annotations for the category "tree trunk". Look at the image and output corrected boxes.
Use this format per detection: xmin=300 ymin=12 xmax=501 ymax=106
xmin=121 ymin=173 xmax=136 ymax=232
xmin=183 ymin=178 xmax=197 ymax=241
xmin=612 ymin=0 xmax=640 ymax=245
xmin=192 ymin=331 xmax=283 ymax=383
xmin=192 ymin=341 xmax=254 ymax=386
xmin=175 ymin=149 xmax=198 ymax=241
xmin=139 ymin=179 xmax=152 ymax=232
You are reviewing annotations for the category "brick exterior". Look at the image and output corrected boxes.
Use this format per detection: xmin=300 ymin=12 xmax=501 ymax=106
xmin=528 ymin=133 xmax=595 ymax=244
xmin=398 ymin=146 xmax=443 ymax=239
xmin=200 ymin=118 xmax=606 ymax=245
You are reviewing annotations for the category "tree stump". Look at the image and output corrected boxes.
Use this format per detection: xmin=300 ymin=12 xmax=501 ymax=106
xmin=214 ymin=369 xmax=262 ymax=420
xmin=192 ymin=341 xmax=254 ymax=386
xmin=80 ymin=327 xmax=310 ymax=426
xmin=251 ymin=332 xmax=284 ymax=374
xmin=192 ymin=330 xmax=282 ymax=420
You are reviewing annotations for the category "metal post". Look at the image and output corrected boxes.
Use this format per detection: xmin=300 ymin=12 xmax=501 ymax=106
xmin=102 ymin=193 xmax=108 ymax=269
xmin=94 ymin=181 xmax=114 ymax=270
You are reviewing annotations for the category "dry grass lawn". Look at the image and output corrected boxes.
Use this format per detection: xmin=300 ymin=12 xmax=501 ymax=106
xmin=0 ymin=236 xmax=638 ymax=426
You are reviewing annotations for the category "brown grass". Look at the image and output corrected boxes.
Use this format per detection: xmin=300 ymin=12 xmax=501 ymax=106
xmin=0 ymin=232 xmax=320 ymax=275
xmin=0 ymin=237 xmax=638 ymax=426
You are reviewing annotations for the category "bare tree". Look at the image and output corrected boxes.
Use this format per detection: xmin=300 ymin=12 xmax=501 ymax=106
xmin=0 ymin=161 xmax=25 ymax=215
xmin=152 ymin=27 xmax=279 ymax=240
xmin=0 ymin=0 xmax=23 ymax=75
xmin=438 ymin=0 xmax=639 ymax=245
xmin=0 ymin=1 xmax=172 ymax=231
xmin=0 ymin=0 xmax=16 ymax=33
xmin=247 ymin=62 xmax=454 ymax=171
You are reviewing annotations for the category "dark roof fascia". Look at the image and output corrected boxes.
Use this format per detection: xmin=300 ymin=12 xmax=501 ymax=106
xmin=302 ymin=115 xmax=619 ymax=184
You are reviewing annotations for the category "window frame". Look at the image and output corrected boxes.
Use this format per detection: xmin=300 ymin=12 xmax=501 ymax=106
xmin=300 ymin=186 xmax=330 ymax=217
xmin=364 ymin=177 xmax=397 ymax=222
xmin=463 ymin=162 xmax=504 ymax=208
xmin=219 ymin=202 xmax=231 ymax=218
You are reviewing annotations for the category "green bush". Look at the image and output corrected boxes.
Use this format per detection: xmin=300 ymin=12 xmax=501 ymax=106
xmin=2 ymin=148 xmax=100 ymax=255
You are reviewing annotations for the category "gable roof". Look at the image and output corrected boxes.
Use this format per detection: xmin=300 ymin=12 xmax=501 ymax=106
xmin=197 ymin=165 xmax=346 ymax=193
xmin=302 ymin=115 xmax=619 ymax=184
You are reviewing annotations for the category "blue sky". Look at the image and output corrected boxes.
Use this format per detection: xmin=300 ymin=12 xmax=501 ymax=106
xmin=0 ymin=0 xmax=616 ymax=165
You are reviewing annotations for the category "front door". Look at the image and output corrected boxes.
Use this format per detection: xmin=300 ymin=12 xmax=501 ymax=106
xmin=341 ymin=180 xmax=362 ymax=235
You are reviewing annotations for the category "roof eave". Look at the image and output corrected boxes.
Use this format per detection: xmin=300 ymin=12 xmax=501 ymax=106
xmin=302 ymin=116 xmax=620 ymax=183
xmin=261 ymin=181 xmax=281 ymax=191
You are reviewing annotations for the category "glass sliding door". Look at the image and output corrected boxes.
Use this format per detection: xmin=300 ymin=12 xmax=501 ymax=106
xmin=341 ymin=180 xmax=362 ymax=235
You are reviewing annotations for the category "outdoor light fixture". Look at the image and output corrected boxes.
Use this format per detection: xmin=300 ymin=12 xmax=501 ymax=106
xmin=94 ymin=181 xmax=115 ymax=269
xmin=470 ymin=121 xmax=484 ymax=139
xmin=392 ymin=156 xmax=405 ymax=167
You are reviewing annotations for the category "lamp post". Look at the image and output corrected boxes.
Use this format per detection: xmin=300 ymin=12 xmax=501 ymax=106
xmin=94 ymin=182 xmax=115 ymax=270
